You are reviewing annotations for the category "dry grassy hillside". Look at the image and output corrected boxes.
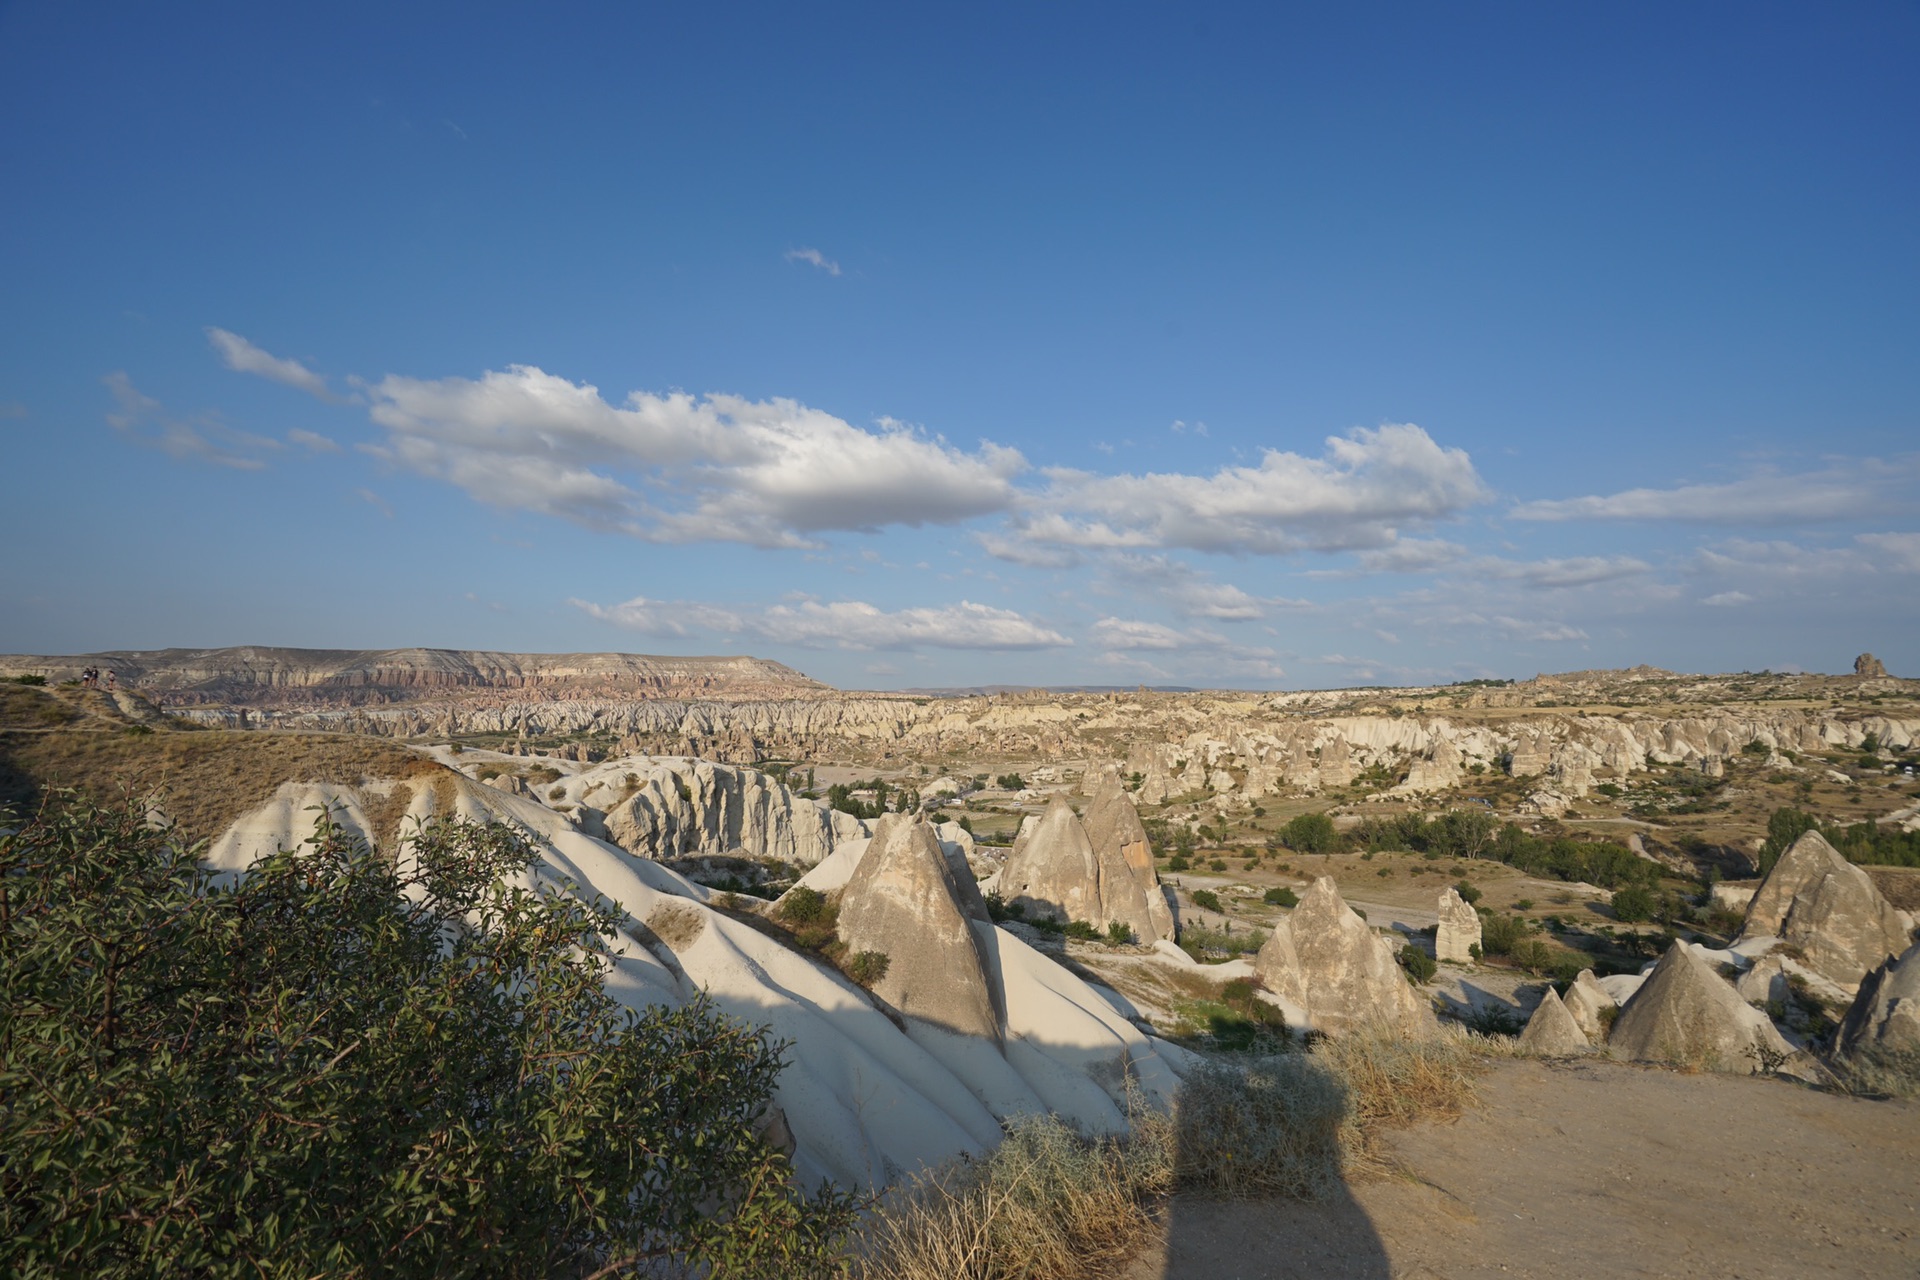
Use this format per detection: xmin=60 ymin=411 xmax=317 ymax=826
xmin=0 ymin=682 xmax=438 ymax=846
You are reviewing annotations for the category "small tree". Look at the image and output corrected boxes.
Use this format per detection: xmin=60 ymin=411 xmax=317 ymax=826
xmin=1280 ymin=811 xmax=1339 ymax=855
xmin=0 ymin=797 xmax=854 ymax=1279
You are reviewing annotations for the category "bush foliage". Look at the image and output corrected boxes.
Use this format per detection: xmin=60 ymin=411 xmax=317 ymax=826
xmin=0 ymin=798 xmax=853 ymax=1279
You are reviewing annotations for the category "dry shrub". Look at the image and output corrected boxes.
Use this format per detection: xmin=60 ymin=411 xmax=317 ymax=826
xmin=1833 ymin=1044 xmax=1920 ymax=1100
xmin=1167 ymin=1054 xmax=1345 ymax=1198
xmin=855 ymin=1112 xmax=1165 ymax=1280
xmin=1311 ymin=1027 xmax=1482 ymax=1176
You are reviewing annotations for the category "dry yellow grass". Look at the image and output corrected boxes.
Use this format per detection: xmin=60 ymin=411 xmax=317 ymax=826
xmin=0 ymin=684 xmax=439 ymax=847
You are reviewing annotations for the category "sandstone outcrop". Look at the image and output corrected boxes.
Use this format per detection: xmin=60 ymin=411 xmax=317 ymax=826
xmin=1562 ymin=969 xmax=1616 ymax=1041
xmin=1740 ymin=831 xmax=1910 ymax=989
xmin=837 ymin=816 xmax=1003 ymax=1041
xmin=1837 ymin=940 xmax=1920 ymax=1055
xmin=1735 ymin=955 xmax=1790 ymax=1007
xmin=1518 ymin=988 xmax=1590 ymax=1054
xmin=1253 ymin=877 xmax=1437 ymax=1038
xmin=1856 ymin=653 xmax=1888 ymax=678
xmin=1435 ymin=887 xmax=1482 ymax=963
xmin=1608 ymin=941 xmax=1797 ymax=1073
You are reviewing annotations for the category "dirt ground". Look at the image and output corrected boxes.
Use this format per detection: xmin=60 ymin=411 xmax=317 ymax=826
xmin=1125 ymin=1057 xmax=1920 ymax=1280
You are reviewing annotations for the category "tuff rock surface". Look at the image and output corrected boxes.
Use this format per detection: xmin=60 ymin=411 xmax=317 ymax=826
xmin=1837 ymin=940 xmax=1920 ymax=1055
xmin=1741 ymin=830 xmax=1910 ymax=990
xmin=1608 ymin=941 xmax=1797 ymax=1073
xmin=837 ymin=815 xmax=1004 ymax=1041
xmin=1562 ymin=969 xmax=1616 ymax=1041
xmin=1253 ymin=876 xmax=1437 ymax=1038
xmin=1518 ymin=988 xmax=1591 ymax=1054
xmin=1435 ymin=887 xmax=1482 ymax=963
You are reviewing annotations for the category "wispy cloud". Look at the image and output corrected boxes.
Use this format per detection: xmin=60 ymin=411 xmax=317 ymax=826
xmin=287 ymin=428 xmax=340 ymax=453
xmin=103 ymin=372 xmax=276 ymax=471
xmin=1511 ymin=456 xmax=1920 ymax=524
xmin=784 ymin=247 xmax=842 ymax=276
xmin=207 ymin=327 xmax=335 ymax=401
xmin=354 ymin=487 xmax=393 ymax=518
xmin=574 ymin=594 xmax=1071 ymax=650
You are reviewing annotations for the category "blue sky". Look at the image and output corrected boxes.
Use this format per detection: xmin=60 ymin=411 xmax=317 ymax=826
xmin=2 ymin=2 xmax=1916 ymax=689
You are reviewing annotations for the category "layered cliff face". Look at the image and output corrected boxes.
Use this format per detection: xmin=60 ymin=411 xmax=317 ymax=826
xmin=0 ymin=646 xmax=827 ymax=706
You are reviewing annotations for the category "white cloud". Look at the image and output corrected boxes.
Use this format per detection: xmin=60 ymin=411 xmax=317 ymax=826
xmin=1702 ymin=591 xmax=1753 ymax=606
xmin=1091 ymin=617 xmax=1208 ymax=650
xmin=1100 ymin=553 xmax=1305 ymax=619
xmin=207 ymin=328 xmax=334 ymax=400
xmin=1858 ymin=532 xmax=1920 ymax=571
xmin=1494 ymin=616 xmax=1589 ymax=642
xmin=1352 ymin=538 xmax=1468 ymax=574
xmin=1693 ymin=538 xmax=1871 ymax=578
xmin=354 ymin=487 xmax=394 ymax=518
xmin=574 ymin=595 xmax=1070 ymax=650
xmin=364 ymin=365 xmax=1026 ymax=546
xmin=1023 ymin=424 xmax=1487 ymax=555
xmin=1512 ymin=457 xmax=1920 ymax=524
xmin=1469 ymin=554 xmax=1652 ymax=588
xmin=103 ymin=372 xmax=276 ymax=471
xmin=973 ymin=531 xmax=1082 ymax=569
xmin=784 ymin=247 xmax=842 ymax=275
xmin=287 ymin=428 xmax=340 ymax=453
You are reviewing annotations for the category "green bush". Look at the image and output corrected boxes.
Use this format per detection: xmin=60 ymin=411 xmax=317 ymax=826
xmin=846 ymin=950 xmax=891 ymax=987
xmin=778 ymin=884 xmax=831 ymax=925
xmin=1063 ymin=920 xmax=1102 ymax=941
xmin=1397 ymin=946 xmax=1437 ymax=984
xmin=6 ymin=673 xmax=48 ymax=686
xmin=1263 ymin=886 xmax=1299 ymax=907
xmin=1452 ymin=879 xmax=1481 ymax=905
xmin=0 ymin=799 xmax=853 ymax=1279
xmin=1611 ymin=885 xmax=1656 ymax=923
xmin=1106 ymin=920 xmax=1134 ymax=945
xmin=1190 ymin=888 xmax=1223 ymax=913
xmin=1280 ymin=811 xmax=1340 ymax=854
xmin=1166 ymin=855 xmax=1191 ymax=872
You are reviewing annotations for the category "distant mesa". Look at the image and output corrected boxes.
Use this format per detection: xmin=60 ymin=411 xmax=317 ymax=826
xmin=0 ymin=646 xmax=830 ymax=707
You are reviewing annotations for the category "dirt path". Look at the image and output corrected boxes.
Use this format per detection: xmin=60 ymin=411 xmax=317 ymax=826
xmin=1126 ymin=1058 xmax=1920 ymax=1279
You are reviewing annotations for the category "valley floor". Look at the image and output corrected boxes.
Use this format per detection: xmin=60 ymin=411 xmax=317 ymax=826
xmin=1124 ymin=1057 xmax=1920 ymax=1280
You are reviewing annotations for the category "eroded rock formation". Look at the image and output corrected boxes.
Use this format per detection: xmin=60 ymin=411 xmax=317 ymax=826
xmin=838 ymin=816 xmax=1004 ymax=1041
xmin=1435 ymin=887 xmax=1482 ymax=963
xmin=1253 ymin=877 xmax=1437 ymax=1038
xmin=1838 ymin=940 xmax=1920 ymax=1055
xmin=1518 ymin=988 xmax=1590 ymax=1054
xmin=1608 ymin=941 xmax=1797 ymax=1073
xmin=1740 ymin=831 xmax=1911 ymax=990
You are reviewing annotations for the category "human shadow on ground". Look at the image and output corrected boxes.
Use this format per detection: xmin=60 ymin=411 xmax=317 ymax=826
xmin=1129 ymin=1051 xmax=1392 ymax=1280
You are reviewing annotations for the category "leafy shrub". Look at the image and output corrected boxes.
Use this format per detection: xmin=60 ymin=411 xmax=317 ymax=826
xmin=1479 ymin=913 xmax=1530 ymax=956
xmin=1178 ymin=924 xmax=1269 ymax=962
xmin=1264 ymin=886 xmax=1299 ymax=907
xmin=1594 ymin=782 xmax=1623 ymax=797
xmin=778 ymin=884 xmax=831 ymax=925
xmin=1063 ymin=919 xmax=1102 ymax=941
xmin=1280 ymin=811 xmax=1340 ymax=854
xmin=1513 ymin=898 xmax=1533 ymax=911
xmin=6 ymin=673 xmax=47 ymax=685
xmin=995 ymin=772 xmax=1026 ymax=790
xmin=1190 ymin=888 xmax=1223 ymax=913
xmin=1611 ymin=885 xmax=1656 ymax=922
xmin=1166 ymin=855 xmax=1191 ymax=872
xmin=1452 ymin=879 xmax=1482 ymax=905
xmin=846 ymin=949 xmax=891 ymax=987
xmin=1209 ymin=857 xmax=1228 ymax=872
xmin=1106 ymin=920 xmax=1134 ymax=945
xmin=0 ymin=799 xmax=853 ymax=1279
xmin=1397 ymin=946 xmax=1437 ymax=984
